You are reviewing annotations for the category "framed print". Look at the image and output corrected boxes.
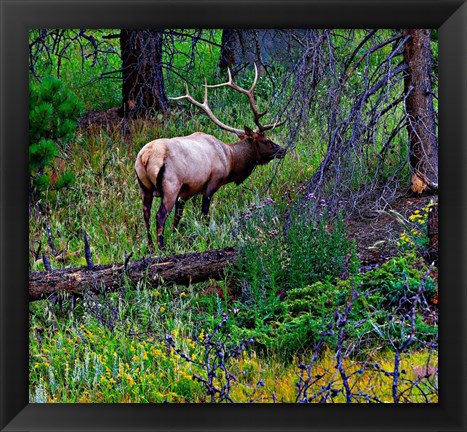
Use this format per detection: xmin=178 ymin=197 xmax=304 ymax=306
xmin=1 ymin=0 xmax=466 ymax=431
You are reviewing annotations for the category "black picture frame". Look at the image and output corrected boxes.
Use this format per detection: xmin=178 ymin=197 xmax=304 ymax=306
xmin=1 ymin=0 xmax=466 ymax=431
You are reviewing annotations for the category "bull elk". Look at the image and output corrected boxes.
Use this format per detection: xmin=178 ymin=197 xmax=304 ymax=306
xmin=135 ymin=65 xmax=286 ymax=250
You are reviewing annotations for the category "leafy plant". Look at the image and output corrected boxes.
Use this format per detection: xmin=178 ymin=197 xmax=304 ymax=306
xmin=396 ymin=201 xmax=437 ymax=255
xmin=29 ymin=76 xmax=83 ymax=207
xmin=286 ymin=208 xmax=353 ymax=287
xmin=359 ymin=252 xmax=437 ymax=307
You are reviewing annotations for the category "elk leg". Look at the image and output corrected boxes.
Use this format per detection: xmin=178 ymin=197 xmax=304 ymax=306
xmin=201 ymin=194 xmax=212 ymax=217
xmin=173 ymin=199 xmax=185 ymax=231
xmin=156 ymin=195 xmax=177 ymax=249
xmin=139 ymin=182 xmax=155 ymax=250
xmin=202 ymin=183 xmax=218 ymax=218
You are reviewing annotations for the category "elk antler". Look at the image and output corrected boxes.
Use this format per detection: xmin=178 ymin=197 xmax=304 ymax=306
xmin=170 ymin=64 xmax=284 ymax=134
xmin=206 ymin=64 xmax=283 ymax=132
xmin=169 ymin=82 xmax=244 ymax=135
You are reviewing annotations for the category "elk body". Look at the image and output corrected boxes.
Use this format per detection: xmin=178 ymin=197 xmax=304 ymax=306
xmin=135 ymin=65 xmax=286 ymax=249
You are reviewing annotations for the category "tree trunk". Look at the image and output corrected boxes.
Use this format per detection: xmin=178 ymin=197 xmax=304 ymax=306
xmin=119 ymin=29 xmax=168 ymax=118
xmin=403 ymin=29 xmax=438 ymax=194
xmin=427 ymin=202 xmax=438 ymax=264
xmin=218 ymin=29 xmax=310 ymax=72
xmin=218 ymin=29 xmax=270 ymax=74
xmin=219 ymin=30 xmax=241 ymax=70
xmin=29 ymin=247 xmax=237 ymax=302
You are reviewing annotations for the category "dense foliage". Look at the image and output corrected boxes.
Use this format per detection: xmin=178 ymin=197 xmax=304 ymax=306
xmin=29 ymin=76 xmax=83 ymax=207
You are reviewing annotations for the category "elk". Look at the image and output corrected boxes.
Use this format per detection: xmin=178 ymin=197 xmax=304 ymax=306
xmin=135 ymin=65 xmax=286 ymax=250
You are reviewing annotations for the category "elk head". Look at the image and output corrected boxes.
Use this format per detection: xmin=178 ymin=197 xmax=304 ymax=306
xmin=235 ymin=125 xmax=287 ymax=165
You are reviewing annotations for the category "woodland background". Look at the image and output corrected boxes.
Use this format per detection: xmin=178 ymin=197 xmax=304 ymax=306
xmin=28 ymin=29 xmax=438 ymax=403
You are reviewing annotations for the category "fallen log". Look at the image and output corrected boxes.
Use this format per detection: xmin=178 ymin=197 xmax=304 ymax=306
xmin=29 ymin=247 xmax=237 ymax=302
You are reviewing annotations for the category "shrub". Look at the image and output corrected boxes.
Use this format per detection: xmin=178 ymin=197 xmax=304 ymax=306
xmin=396 ymin=201 xmax=437 ymax=255
xmin=231 ymin=248 xmax=437 ymax=361
xmin=234 ymin=199 xmax=288 ymax=296
xmin=359 ymin=252 xmax=437 ymax=307
xmin=286 ymin=209 xmax=353 ymax=287
xmin=235 ymin=201 xmax=355 ymax=294
xmin=230 ymin=201 xmax=359 ymax=359
xmin=29 ymin=76 xmax=83 ymax=207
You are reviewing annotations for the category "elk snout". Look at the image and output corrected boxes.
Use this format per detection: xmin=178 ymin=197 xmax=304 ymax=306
xmin=271 ymin=142 xmax=286 ymax=159
xmin=275 ymin=146 xmax=287 ymax=159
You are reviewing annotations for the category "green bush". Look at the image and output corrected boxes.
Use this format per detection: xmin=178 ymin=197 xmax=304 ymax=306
xmin=235 ymin=203 xmax=354 ymax=294
xmin=234 ymin=200 xmax=288 ymax=296
xmin=29 ymin=76 xmax=83 ymax=143
xmin=230 ymin=248 xmax=437 ymax=360
xmin=286 ymin=209 xmax=352 ymax=287
xmin=359 ymin=252 xmax=437 ymax=307
xmin=29 ymin=76 xmax=83 ymax=206
xmin=229 ymin=202 xmax=358 ymax=359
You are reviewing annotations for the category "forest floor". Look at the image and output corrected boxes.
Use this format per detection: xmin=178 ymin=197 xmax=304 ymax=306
xmin=346 ymin=193 xmax=439 ymax=325
xmin=346 ymin=193 xmax=438 ymax=265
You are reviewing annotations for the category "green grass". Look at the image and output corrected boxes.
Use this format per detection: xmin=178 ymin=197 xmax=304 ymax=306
xmin=29 ymin=110 xmax=310 ymax=268
xmin=29 ymin=279 xmax=438 ymax=403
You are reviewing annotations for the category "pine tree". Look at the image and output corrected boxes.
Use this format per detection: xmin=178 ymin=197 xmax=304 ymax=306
xmin=29 ymin=76 xmax=83 ymax=208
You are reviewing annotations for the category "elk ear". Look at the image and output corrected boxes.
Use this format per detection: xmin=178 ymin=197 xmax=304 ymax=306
xmin=243 ymin=126 xmax=255 ymax=137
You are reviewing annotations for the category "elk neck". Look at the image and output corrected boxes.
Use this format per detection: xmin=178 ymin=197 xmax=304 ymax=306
xmin=227 ymin=139 xmax=259 ymax=185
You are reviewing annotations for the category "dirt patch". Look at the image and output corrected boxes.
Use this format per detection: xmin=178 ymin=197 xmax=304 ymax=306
xmin=346 ymin=194 xmax=438 ymax=265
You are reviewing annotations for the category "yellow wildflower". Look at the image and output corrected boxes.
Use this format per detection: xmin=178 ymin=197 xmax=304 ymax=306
xmin=126 ymin=374 xmax=135 ymax=387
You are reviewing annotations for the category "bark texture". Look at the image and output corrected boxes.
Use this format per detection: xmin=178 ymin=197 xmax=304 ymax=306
xmin=427 ymin=203 xmax=438 ymax=264
xmin=403 ymin=29 xmax=438 ymax=194
xmin=119 ymin=29 xmax=168 ymax=118
xmin=218 ymin=29 xmax=310 ymax=71
xmin=29 ymin=247 xmax=237 ymax=302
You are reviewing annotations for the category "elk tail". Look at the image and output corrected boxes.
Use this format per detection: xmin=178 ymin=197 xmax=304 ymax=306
xmin=135 ymin=144 xmax=167 ymax=197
